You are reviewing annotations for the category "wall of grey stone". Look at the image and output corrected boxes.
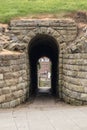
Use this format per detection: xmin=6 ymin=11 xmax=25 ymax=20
xmin=9 ymin=19 xmax=77 ymax=52
xmin=8 ymin=19 xmax=77 ymax=101
xmin=0 ymin=19 xmax=87 ymax=107
xmin=0 ymin=50 xmax=28 ymax=108
xmin=59 ymin=53 xmax=63 ymax=98
xmin=62 ymin=53 xmax=87 ymax=105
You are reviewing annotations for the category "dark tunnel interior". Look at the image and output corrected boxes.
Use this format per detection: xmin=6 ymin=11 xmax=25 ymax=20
xmin=28 ymin=34 xmax=59 ymax=97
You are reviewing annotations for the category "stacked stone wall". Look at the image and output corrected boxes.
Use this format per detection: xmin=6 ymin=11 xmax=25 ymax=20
xmin=0 ymin=19 xmax=87 ymax=107
xmin=59 ymin=54 xmax=63 ymax=98
xmin=9 ymin=19 xmax=77 ymax=53
xmin=0 ymin=50 xmax=28 ymax=108
xmin=8 ymin=19 xmax=77 ymax=102
xmin=62 ymin=53 xmax=87 ymax=105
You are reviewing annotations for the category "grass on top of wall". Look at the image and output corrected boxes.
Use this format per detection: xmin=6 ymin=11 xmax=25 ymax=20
xmin=0 ymin=0 xmax=87 ymax=23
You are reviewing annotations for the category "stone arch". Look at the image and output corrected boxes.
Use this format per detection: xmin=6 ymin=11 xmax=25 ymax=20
xmin=23 ymin=27 xmax=64 ymax=45
xmin=28 ymin=34 xmax=59 ymax=97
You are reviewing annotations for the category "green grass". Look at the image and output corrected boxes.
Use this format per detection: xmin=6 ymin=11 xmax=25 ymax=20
xmin=0 ymin=0 xmax=87 ymax=23
xmin=39 ymin=80 xmax=51 ymax=87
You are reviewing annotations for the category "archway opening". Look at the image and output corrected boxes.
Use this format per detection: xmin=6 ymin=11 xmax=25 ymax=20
xmin=37 ymin=57 xmax=51 ymax=94
xmin=28 ymin=34 xmax=59 ymax=97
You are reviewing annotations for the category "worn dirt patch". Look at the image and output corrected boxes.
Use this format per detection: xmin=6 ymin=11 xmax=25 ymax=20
xmin=65 ymin=11 xmax=87 ymax=24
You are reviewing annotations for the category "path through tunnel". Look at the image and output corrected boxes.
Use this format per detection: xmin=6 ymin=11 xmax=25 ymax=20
xmin=28 ymin=34 xmax=59 ymax=98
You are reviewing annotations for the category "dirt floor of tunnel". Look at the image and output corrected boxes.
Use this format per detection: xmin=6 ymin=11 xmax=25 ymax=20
xmin=16 ymin=87 xmax=63 ymax=110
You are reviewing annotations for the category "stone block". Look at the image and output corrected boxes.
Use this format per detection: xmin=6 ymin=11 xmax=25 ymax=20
xmin=62 ymin=93 xmax=70 ymax=103
xmin=0 ymin=74 xmax=3 ymax=80
xmin=69 ymin=98 xmax=82 ymax=105
xmin=0 ymin=67 xmax=10 ymax=73
xmin=18 ymin=77 xmax=23 ymax=83
xmin=5 ymin=79 xmax=18 ymax=86
xmin=2 ymin=87 xmax=10 ymax=94
xmin=23 ymin=36 xmax=31 ymax=43
xmin=81 ymin=93 xmax=87 ymax=101
xmin=10 ymin=100 xmax=16 ymax=107
xmin=0 ymin=89 xmax=2 ymax=95
xmin=0 ymin=45 xmax=3 ymax=52
xmin=0 ymin=81 xmax=6 ymax=88
xmin=13 ymin=90 xmax=24 ymax=98
xmin=10 ymin=86 xmax=17 ymax=92
xmin=17 ymin=82 xmax=26 ymax=90
xmin=0 ymin=95 xmax=5 ymax=103
xmin=10 ymin=65 xmax=20 ymax=71
xmin=10 ymin=98 xmax=20 ymax=107
xmin=20 ymin=96 xmax=26 ymax=103
xmin=10 ymin=60 xmax=17 ymax=65
xmin=2 ymin=102 xmax=10 ymax=108
xmin=84 ymin=87 xmax=87 ymax=93
xmin=5 ymin=93 xmax=13 ymax=101
xmin=4 ymin=72 xmax=19 ymax=79
xmin=83 ymin=101 xmax=87 ymax=105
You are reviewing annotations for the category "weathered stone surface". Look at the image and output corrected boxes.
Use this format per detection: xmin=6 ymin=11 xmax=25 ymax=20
xmin=7 ymin=43 xmax=27 ymax=52
xmin=17 ymin=83 xmax=26 ymax=90
xmin=0 ymin=74 xmax=3 ymax=80
xmin=0 ymin=19 xmax=87 ymax=108
xmin=5 ymin=93 xmax=13 ymax=101
xmin=0 ymin=95 xmax=5 ymax=103
xmin=0 ymin=27 xmax=5 ymax=33
xmin=1 ymin=102 xmax=10 ymax=108
xmin=0 ymin=45 xmax=3 ymax=51
xmin=10 ymin=86 xmax=17 ymax=92
xmin=2 ymin=87 xmax=10 ymax=94
xmin=13 ymin=90 xmax=24 ymax=98
xmin=0 ymin=51 xmax=27 ymax=108
xmin=10 ymin=99 xmax=20 ymax=107
xmin=0 ymin=81 xmax=6 ymax=88
xmin=5 ymin=79 xmax=18 ymax=86
xmin=81 ymin=93 xmax=87 ymax=101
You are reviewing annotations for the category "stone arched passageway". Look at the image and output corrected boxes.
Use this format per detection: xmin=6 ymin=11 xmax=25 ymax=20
xmin=1 ymin=18 xmax=87 ymax=108
xmin=28 ymin=34 xmax=59 ymax=97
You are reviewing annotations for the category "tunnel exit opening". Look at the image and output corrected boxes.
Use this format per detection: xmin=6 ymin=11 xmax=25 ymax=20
xmin=28 ymin=34 xmax=59 ymax=98
xmin=37 ymin=57 xmax=51 ymax=94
